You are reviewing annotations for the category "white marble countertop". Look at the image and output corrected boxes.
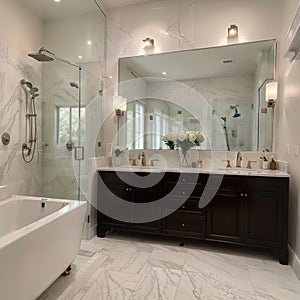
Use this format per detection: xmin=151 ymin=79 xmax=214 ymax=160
xmin=97 ymin=166 xmax=290 ymax=178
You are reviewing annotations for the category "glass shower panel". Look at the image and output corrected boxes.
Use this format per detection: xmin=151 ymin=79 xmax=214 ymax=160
xmin=41 ymin=61 xmax=82 ymax=200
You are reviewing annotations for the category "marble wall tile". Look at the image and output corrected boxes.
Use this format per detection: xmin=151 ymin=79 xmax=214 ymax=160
xmin=0 ymin=43 xmax=42 ymax=196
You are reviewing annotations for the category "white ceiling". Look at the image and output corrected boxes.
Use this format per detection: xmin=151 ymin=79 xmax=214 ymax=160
xmin=18 ymin=0 xmax=156 ymax=20
xmin=120 ymin=40 xmax=275 ymax=81
xmin=18 ymin=0 xmax=102 ymax=21
xmin=100 ymin=0 xmax=155 ymax=10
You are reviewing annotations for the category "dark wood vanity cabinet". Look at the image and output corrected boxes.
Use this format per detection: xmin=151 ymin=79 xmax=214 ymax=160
xmin=97 ymin=171 xmax=289 ymax=264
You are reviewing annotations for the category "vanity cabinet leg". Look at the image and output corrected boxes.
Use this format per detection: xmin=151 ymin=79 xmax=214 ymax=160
xmin=97 ymin=228 xmax=107 ymax=238
xmin=274 ymin=249 xmax=289 ymax=265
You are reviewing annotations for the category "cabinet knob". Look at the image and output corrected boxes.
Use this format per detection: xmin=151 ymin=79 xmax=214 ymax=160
xmin=182 ymin=178 xmax=186 ymax=182
xmin=241 ymin=193 xmax=244 ymax=197
xmin=244 ymin=193 xmax=248 ymax=197
xmin=182 ymin=191 xmax=186 ymax=195
xmin=182 ymin=206 xmax=185 ymax=209
xmin=182 ymin=223 xmax=185 ymax=227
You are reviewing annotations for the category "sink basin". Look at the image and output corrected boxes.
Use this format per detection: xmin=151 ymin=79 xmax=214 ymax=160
xmin=218 ymin=168 xmax=271 ymax=175
xmin=118 ymin=165 xmax=159 ymax=169
xmin=116 ymin=165 xmax=162 ymax=172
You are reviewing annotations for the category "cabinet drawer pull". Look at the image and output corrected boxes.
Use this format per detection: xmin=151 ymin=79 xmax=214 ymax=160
xmin=182 ymin=223 xmax=185 ymax=227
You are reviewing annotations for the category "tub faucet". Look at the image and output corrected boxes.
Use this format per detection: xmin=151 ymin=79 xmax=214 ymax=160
xmin=236 ymin=152 xmax=242 ymax=168
xmin=138 ymin=151 xmax=146 ymax=166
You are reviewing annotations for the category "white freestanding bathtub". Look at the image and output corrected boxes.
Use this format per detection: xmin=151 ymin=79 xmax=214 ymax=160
xmin=0 ymin=195 xmax=87 ymax=300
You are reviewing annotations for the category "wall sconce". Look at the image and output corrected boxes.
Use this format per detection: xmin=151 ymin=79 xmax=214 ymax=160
xmin=143 ymin=37 xmax=154 ymax=49
xmin=265 ymin=81 xmax=278 ymax=107
xmin=227 ymin=24 xmax=238 ymax=38
xmin=113 ymin=95 xmax=127 ymax=116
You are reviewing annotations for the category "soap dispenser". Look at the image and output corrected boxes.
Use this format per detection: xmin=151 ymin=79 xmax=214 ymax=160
xmin=270 ymin=158 xmax=277 ymax=170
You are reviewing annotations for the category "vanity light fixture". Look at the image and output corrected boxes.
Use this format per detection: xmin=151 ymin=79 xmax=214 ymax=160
xmin=227 ymin=24 xmax=239 ymax=38
xmin=162 ymin=71 xmax=167 ymax=75
xmin=143 ymin=38 xmax=154 ymax=49
xmin=265 ymin=81 xmax=278 ymax=107
xmin=113 ymin=95 xmax=127 ymax=116
xmin=78 ymin=55 xmax=83 ymax=59
xmin=87 ymin=40 xmax=92 ymax=45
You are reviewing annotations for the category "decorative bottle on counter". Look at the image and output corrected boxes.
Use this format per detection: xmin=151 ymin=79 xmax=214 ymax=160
xmin=270 ymin=158 xmax=277 ymax=170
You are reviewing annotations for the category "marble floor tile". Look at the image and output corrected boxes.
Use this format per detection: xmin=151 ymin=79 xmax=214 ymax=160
xmin=148 ymin=248 xmax=187 ymax=270
xmin=184 ymin=248 xmax=249 ymax=281
xmin=38 ymin=234 xmax=300 ymax=300
xmin=81 ymin=269 xmax=140 ymax=300
xmin=38 ymin=253 xmax=108 ymax=300
xmin=108 ymin=246 xmax=149 ymax=275
xmin=175 ymin=270 xmax=256 ymax=300
xmin=249 ymin=265 xmax=300 ymax=300
xmin=130 ymin=264 xmax=182 ymax=300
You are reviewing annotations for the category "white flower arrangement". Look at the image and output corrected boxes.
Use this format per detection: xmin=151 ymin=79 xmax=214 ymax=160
xmin=113 ymin=146 xmax=124 ymax=157
xmin=161 ymin=130 xmax=204 ymax=151
xmin=162 ymin=132 xmax=176 ymax=149
xmin=174 ymin=130 xmax=204 ymax=153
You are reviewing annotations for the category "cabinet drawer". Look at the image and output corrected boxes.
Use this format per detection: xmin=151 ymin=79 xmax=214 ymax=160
xmin=164 ymin=173 xmax=207 ymax=184
xmin=163 ymin=212 xmax=205 ymax=237
xmin=163 ymin=197 xmax=205 ymax=213
xmin=164 ymin=183 xmax=204 ymax=197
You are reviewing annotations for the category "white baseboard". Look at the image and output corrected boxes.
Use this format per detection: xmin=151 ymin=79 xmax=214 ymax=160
xmin=288 ymin=244 xmax=300 ymax=280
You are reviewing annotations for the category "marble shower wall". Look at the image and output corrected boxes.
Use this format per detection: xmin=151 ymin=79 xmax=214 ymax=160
xmin=0 ymin=0 xmax=43 ymax=195
xmin=104 ymin=0 xmax=282 ymax=149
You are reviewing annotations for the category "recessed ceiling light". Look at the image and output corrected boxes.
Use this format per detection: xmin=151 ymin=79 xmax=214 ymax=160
xmin=87 ymin=40 xmax=92 ymax=45
xmin=162 ymin=72 xmax=167 ymax=75
xmin=78 ymin=55 xmax=83 ymax=59
xmin=54 ymin=0 xmax=61 ymax=2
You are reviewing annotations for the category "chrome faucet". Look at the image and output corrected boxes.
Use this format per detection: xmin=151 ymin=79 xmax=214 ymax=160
xmin=236 ymin=152 xmax=242 ymax=168
xmin=138 ymin=151 xmax=146 ymax=166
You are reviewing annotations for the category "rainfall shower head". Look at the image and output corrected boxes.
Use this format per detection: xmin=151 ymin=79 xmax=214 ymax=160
xmin=230 ymin=105 xmax=241 ymax=118
xmin=28 ymin=47 xmax=55 ymax=62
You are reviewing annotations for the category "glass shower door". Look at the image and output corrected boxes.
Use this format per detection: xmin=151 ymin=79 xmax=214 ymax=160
xmin=42 ymin=61 xmax=83 ymax=201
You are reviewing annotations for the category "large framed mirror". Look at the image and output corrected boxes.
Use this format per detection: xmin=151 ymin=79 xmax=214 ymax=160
xmin=118 ymin=39 xmax=276 ymax=151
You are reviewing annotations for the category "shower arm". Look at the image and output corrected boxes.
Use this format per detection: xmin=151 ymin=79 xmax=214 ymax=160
xmin=39 ymin=48 xmax=81 ymax=68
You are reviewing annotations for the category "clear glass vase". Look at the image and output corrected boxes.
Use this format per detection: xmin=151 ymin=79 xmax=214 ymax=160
xmin=113 ymin=156 xmax=122 ymax=167
xmin=179 ymin=148 xmax=191 ymax=167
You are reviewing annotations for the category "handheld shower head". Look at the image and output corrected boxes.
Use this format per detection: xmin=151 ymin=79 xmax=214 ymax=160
xmin=20 ymin=79 xmax=33 ymax=89
xmin=28 ymin=47 xmax=54 ymax=62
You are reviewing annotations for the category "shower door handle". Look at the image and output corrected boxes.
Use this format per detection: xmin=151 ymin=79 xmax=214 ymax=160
xmin=75 ymin=146 xmax=84 ymax=161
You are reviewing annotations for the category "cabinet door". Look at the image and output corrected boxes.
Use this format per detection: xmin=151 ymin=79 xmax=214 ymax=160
xmin=245 ymin=191 xmax=281 ymax=247
xmin=207 ymin=189 xmax=243 ymax=242
xmin=130 ymin=186 xmax=162 ymax=233
xmin=98 ymin=180 xmax=131 ymax=230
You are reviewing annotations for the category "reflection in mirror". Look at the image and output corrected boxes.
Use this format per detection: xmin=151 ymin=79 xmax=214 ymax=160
xmin=119 ymin=39 xmax=276 ymax=151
